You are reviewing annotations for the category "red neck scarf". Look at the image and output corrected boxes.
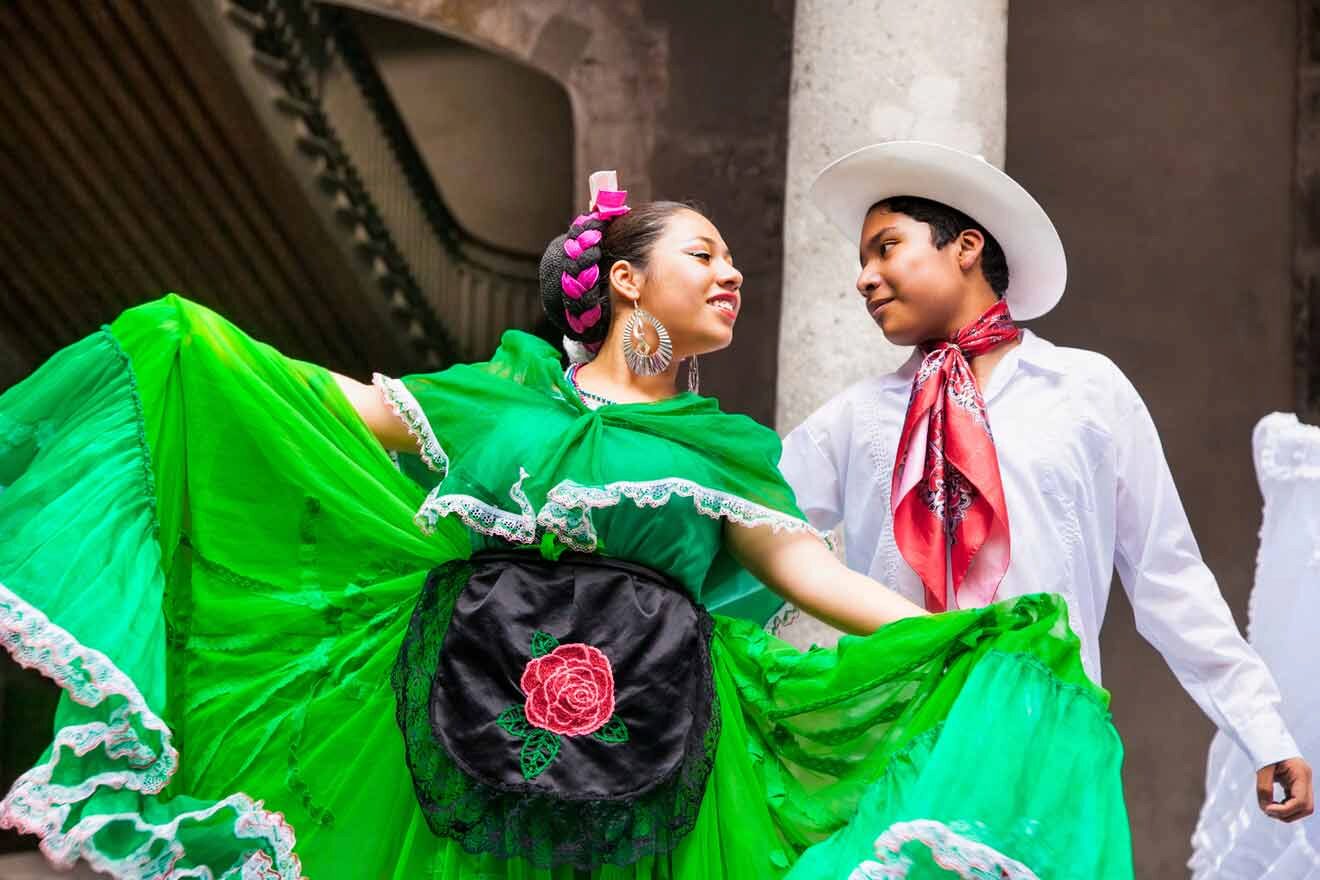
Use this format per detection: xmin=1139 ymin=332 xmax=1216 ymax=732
xmin=891 ymin=300 xmax=1020 ymax=612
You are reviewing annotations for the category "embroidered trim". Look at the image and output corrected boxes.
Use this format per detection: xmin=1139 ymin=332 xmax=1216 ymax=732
xmin=539 ymin=478 xmax=834 ymax=552
xmin=415 ymin=468 xmax=536 ymax=541
xmin=849 ymin=819 xmax=1041 ymax=880
xmin=0 ymin=581 xmax=303 ymax=879
xmin=373 ymin=373 xmax=448 ymax=475
xmin=414 ymin=471 xmax=831 ymax=553
xmin=858 ymin=393 xmax=904 ymax=596
xmin=764 ymin=604 xmax=802 ymax=637
xmin=1256 ymin=413 xmax=1320 ymax=483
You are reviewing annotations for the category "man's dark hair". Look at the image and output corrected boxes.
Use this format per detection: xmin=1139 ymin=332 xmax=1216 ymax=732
xmin=873 ymin=196 xmax=1010 ymax=297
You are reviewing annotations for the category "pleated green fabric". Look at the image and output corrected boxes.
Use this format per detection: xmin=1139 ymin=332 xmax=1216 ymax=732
xmin=0 ymin=295 xmax=1131 ymax=879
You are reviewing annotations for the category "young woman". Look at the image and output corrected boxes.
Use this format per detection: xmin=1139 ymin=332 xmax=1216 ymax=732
xmin=0 ymin=173 xmax=1131 ymax=878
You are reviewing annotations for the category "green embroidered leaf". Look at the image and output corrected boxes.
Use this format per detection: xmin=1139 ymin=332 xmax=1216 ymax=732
xmin=530 ymin=630 xmax=559 ymax=658
xmin=496 ymin=705 xmax=531 ymax=738
xmin=593 ymin=716 xmax=629 ymax=744
xmin=520 ymin=729 xmax=561 ymax=779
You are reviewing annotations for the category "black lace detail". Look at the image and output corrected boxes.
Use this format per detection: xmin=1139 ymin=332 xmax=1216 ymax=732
xmin=392 ymin=558 xmax=720 ymax=870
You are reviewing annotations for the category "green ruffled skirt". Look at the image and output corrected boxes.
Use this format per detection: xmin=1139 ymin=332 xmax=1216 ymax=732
xmin=0 ymin=296 xmax=1132 ymax=878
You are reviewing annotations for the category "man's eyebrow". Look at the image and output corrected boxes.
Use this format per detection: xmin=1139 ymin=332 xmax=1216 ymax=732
xmin=860 ymin=226 xmax=898 ymax=260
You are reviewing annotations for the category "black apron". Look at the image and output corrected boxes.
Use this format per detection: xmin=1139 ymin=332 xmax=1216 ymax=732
xmin=392 ymin=552 xmax=719 ymax=870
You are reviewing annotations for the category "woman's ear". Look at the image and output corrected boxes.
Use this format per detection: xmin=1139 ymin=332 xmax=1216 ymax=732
xmin=956 ymin=229 xmax=986 ymax=272
xmin=609 ymin=259 xmax=643 ymax=305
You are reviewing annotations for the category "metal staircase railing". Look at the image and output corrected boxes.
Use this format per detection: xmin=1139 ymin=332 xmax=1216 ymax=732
xmin=224 ymin=0 xmax=544 ymax=367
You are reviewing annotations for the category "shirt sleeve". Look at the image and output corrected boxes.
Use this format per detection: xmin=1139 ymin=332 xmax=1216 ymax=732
xmin=1113 ymin=390 xmax=1300 ymax=769
xmin=779 ymin=417 xmax=845 ymax=533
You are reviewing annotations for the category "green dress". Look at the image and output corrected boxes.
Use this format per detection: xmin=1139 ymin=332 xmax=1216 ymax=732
xmin=0 ymin=295 xmax=1132 ymax=879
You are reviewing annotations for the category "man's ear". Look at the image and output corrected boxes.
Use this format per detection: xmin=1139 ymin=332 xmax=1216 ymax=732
xmin=956 ymin=229 xmax=986 ymax=272
xmin=609 ymin=259 xmax=642 ymax=305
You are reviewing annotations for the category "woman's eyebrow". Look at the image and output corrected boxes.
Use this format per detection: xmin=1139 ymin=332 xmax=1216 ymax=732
xmin=688 ymin=235 xmax=732 ymax=259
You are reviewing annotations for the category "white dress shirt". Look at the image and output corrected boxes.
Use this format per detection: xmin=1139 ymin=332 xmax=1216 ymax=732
xmin=780 ymin=329 xmax=1299 ymax=769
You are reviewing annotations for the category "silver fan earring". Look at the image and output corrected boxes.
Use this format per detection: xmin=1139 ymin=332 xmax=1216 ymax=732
xmin=686 ymin=356 xmax=700 ymax=394
xmin=621 ymin=305 xmax=673 ymax=376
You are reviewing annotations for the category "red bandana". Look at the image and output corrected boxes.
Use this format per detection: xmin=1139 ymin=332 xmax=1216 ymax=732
xmin=892 ymin=300 xmax=1019 ymax=612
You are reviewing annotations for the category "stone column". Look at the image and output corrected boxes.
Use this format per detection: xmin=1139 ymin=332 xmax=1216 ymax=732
xmin=776 ymin=0 xmax=1009 ymax=432
xmin=773 ymin=0 xmax=1007 ymax=648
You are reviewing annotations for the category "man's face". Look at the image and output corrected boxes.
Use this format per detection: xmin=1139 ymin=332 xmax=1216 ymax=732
xmin=855 ymin=207 xmax=969 ymax=346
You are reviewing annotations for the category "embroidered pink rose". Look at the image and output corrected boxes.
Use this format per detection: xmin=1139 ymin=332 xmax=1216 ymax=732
xmin=497 ymin=631 xmax=629 ymax=780
xmin=520 ymin=642 xmax=615 ymax=736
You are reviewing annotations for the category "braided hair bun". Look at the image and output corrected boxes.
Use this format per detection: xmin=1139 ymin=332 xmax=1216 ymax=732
xmin=540 ymin=172 xmax=698 ymax=361
xmin=539 ymin=213 xmax=612 ymax=350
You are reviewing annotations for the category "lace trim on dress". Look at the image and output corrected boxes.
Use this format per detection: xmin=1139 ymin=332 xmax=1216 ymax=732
xmin=0 ymin=581 xmax=302 ymax=880
xmin=539 ymin=478 xmax=834 ymax=552
xmin=1256 ymin=412 xmax=1320 ymax=483
xmin=415 ymin=468 xmax=537 ymax=542
xmin=413 ymin=472 xmax=831 ymax=552
xmin=373 ymin=373 xmax=448 ymax=475
xmin=849 ymin=819 xmax=1041 ymax=880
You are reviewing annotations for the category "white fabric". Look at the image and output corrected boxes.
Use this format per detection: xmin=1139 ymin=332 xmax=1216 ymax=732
xmin=1189 ymin=413 xmax=1320 ymax=878
xmin=587 ymin=169 xmax=619 ymax=211
xmin=780 ymin=330 xmax=1299 ymax=769
xmin=563 ymin=337 xmax=597 ymax=365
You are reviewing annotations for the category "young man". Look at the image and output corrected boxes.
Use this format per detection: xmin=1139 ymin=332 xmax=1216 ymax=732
xmin=780 ymin=140 xmax=1314 ymax=823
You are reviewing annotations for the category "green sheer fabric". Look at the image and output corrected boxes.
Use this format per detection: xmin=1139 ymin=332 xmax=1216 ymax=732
xmin=0 ymin=295 xmax=1132 ymax=879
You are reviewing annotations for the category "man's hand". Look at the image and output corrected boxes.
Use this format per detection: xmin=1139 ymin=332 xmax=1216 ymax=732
xmin=1256 ymin=757 xmax=1315 ymax=822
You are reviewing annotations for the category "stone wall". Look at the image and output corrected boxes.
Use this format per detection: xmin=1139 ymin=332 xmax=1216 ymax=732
xmin=336 ymin=0 xmax=796 ymax=420
xmin=348 ymin=10 xmax=575 ymax=255
xmin=1299 ymin=0 xmax=1320 ymax=423
xmin=1008 ymin=1 xmax=1299 ymax=873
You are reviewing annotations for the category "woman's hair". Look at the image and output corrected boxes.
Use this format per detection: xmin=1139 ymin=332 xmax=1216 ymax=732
xmin=873 ymin=196 xmax=1010 ymax=297
xmin=539 ymin=200 xmax=698 ymax=347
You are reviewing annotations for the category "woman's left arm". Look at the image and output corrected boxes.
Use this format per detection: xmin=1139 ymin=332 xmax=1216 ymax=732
xmin=725 ymin=523 xmax=927 ymax=635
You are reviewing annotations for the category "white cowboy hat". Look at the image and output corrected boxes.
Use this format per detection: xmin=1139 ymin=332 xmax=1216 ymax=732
xmin=809 ymin=141 xmax=1067 ymax=320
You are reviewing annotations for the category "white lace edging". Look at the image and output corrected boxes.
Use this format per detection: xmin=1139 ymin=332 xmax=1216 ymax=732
xmin=849 ymin=819 xmax=1040 ymax=880
xmin=1255 ymin=412 xmax=1320 ymax=483
xmin=412 ymin=470 xmax=832 ymax=553
xmin=415 ymin=467 xmax=536 ymax=542
xmin=541 ymin=478 xmax=833 ymax=551
xmin=0 ymin=581 xmax=303 ymax=880
xmin=373 ymin=373 xmax=448 ymax=475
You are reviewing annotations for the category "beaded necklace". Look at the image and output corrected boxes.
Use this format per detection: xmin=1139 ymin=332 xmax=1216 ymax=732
xmin=565 ymin=363 xmax=616 ymax=410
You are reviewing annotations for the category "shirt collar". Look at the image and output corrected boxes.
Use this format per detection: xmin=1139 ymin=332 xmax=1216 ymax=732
xmin=877 ymin=328 xmax=1065 ymax=394
xmin=1013 ymin=329 xmax=1067 ymax=375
